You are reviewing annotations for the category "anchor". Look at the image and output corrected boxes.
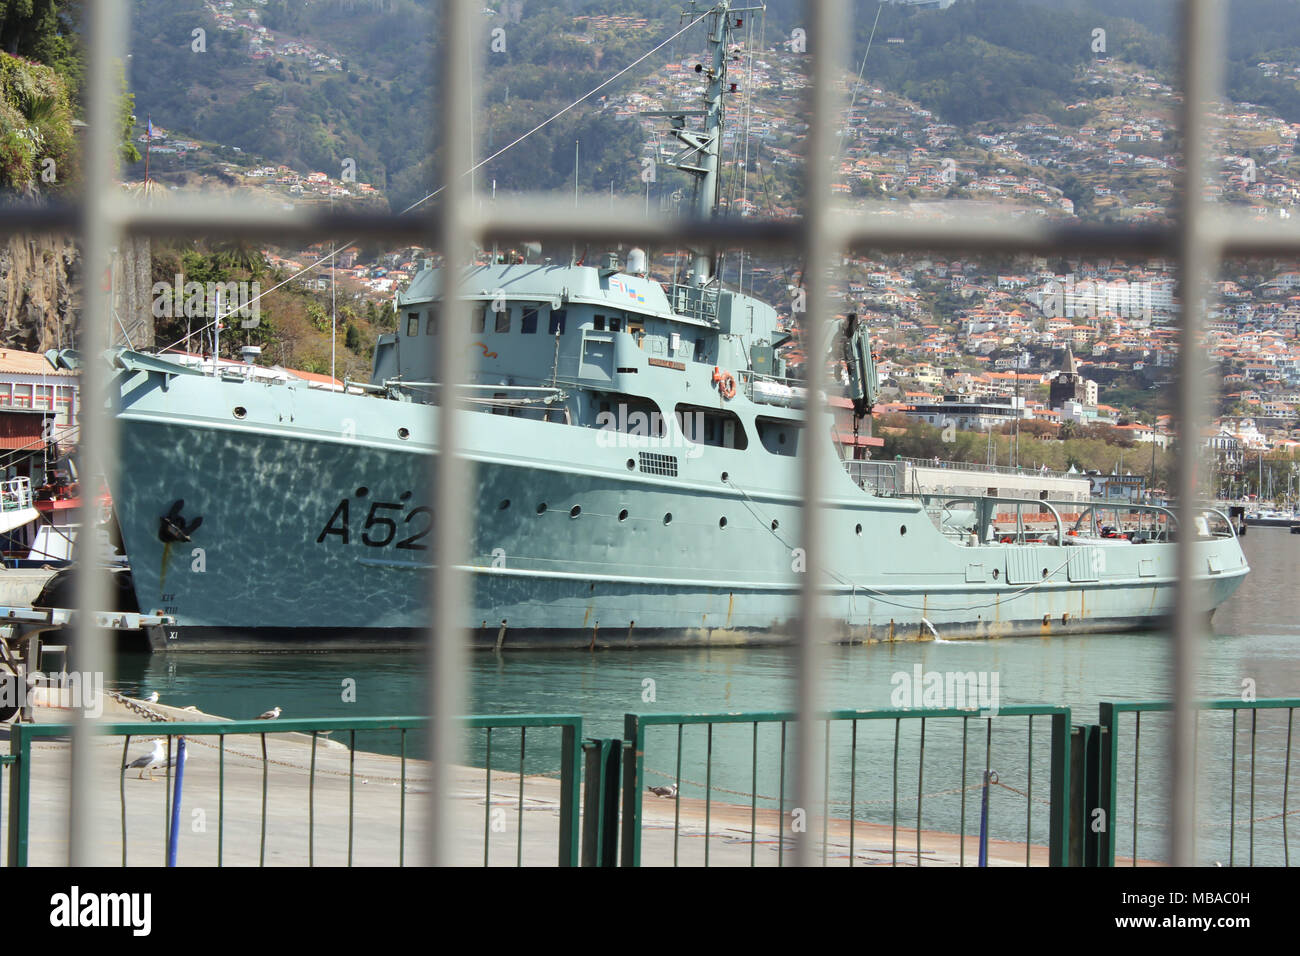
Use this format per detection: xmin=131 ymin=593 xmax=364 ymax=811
xmin=158 ymin=500 xmax=203 ymax=543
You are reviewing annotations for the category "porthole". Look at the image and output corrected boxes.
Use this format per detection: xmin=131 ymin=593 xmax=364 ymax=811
xmin=1042 ymin=568 xmax=1049 ymax=579
xmin=570 ymin=505 xmax=582 ymax=518
xmin=719 ymin=516 xmax=728 ymax=529
xmin=618 ymin=509 xmax=629 ymax=522
xmin=771 ymin=519 xmax=779 ymax=531
xmin=855 ymin=524 xmax=863 ymax=536
xmin=721 ymin=471 xmax=729 ymax=482
xmin=663 ymin=513 xmax=673 ymax=525
xmin=536 ymin=503 xmax=547 ymax=515
xmin=626 ymin=458 xmax=636 ymax=470
xmin=498 ymin=499 xmax=511 ymax=511
xmin=992 ymin=569 xmax=1000 ymax=581
xmin=233 ymin=406 xmax=247 ymax=419
xmin=899 ymin=525 xmax=907 ymax=536
xmin=397 ymin=427 xmax=410 ymax=440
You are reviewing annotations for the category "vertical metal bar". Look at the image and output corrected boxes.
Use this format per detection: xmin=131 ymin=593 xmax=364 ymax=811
xmin=1026 ymin=716 xmax=1033 ymax=867
xmin=849 ymin=719 xmax=857 ymax=868
xmin=983 ymin=718 xmax=992 ymax=856
xmin=561 ymin=720 xmax=580 ymax=867
xmin=163 ymin=736 xmax=171 ymax=865
xmin=891 ymin=717 xmax=899 ymax=866
xmin=427 ymin=0 xmax=477 ymax=870
xmin=960 ymin=716 xmax=968 ymax=866
xmin=348 ymin=729 xmax=356 ymax=867
xmin=705 ymin=723 xmax=713 ymax=867
xmin=68 ymin=0 xmax=124 ymax=872
xmin=400 ymin=730 xmax=408 ymax=868
xmin=259 ymin=733 xmax=268 ymax=867
xmin=218 ymin=735 xmax=224 ymax=867
xmin=779 ymin=720 xmax=786 ymax=868
xmin=1048 ymin=711 xmax=1071 ymax=867
xmin=750 ymin=721 xmax=758 ymax=868
xmin=309 ymin=732 xmax=317 ymax=867
xmin=1170 ymin=0 xmax=1225 ymax=868
xmin=675 ymin=724 xmax=683 ymax=866
xmin=618 ymin=715 xmax=644 ymax=867
xmin=7 ymin=726 xmax=30 ymax=867
xmin=120 ymin=736 xmax=130 ymax=867
xmin=1230 ymin=709 xmax=1237 ymax=865
xmin=822 ymin=720 xmax=830 ymax=867
xmin=484 ymin=727 xmax=492 ymax=867
xmin=516 ymin=727 xmax=526 ymax=867
xmin=792 ymin=0 xmax=847 ymax=871
xmin=1284 ymin=708 xmax=1292 ymax=868
xmin=916 ymin=717 xmax=925 ymax=867
xmin=1133 ymin=711 xmax=1141 ymax=866
xmin=1249 ymin=709 xmax=1257 ymax=866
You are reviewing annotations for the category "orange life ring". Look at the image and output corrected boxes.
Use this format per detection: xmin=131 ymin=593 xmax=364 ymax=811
xmin=712 ymin=366 xmax=737 ymax=400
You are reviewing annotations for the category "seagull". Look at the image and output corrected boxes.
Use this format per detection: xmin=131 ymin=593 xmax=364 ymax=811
xmin=144 ymin=692 xmax=159 ymax=704
xmin=123 ymin=740 xmax=166 ymax=780
xmin=257 ymin=706 xmax=281 ymax=720
xmin=647 ymin=784 xmax=678 ymax=798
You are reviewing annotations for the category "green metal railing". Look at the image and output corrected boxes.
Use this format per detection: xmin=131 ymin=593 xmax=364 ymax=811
xmin=6 ymin=715 xmax=581 ymax=867
xmin=1098 ymin=698 xmax=1299 ymax=867
xmin=620 ymin=706 xmax=1072 ymax=867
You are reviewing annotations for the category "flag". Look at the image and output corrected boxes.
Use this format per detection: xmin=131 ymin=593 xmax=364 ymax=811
xmin=147 ymin=117 xmax=154 ymax=139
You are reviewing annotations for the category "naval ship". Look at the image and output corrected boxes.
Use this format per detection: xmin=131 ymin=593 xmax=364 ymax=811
xmin=85 ymin=1 xmax=1246 ymax=650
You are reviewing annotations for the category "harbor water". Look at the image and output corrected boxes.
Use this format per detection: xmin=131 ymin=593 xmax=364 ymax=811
xmin=109 ymin=528 xmax=1298 ymax=864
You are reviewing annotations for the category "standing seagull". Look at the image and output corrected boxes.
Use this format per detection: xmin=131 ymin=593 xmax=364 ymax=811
xmin=257 ymin=706 xmax=282 ymax=720
xmin=123 ymin=740 xmax=166 ymax=781
xmin=144 ymin=692 xmax=160 ymax=704
xmin=647 ymin=784 xmax=678 ymax=799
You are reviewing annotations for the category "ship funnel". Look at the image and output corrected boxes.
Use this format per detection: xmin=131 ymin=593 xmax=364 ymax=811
xmin=626 ymin=247 xmax=647 ymax=276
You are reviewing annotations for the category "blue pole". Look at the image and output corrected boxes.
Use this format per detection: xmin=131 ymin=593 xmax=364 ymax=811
xmin=167 ymin=736 xmax=187 ymax=867
xmin=977 ymin=769 xmax=995 ymax=867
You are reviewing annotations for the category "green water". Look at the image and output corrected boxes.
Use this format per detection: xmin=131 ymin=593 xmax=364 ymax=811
xmin=108 ymin=530 xmax=1298 ymax=865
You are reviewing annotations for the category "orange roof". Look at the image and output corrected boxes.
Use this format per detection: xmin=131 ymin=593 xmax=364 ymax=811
xmin=0 ymin=348 xmax=76 ymax=377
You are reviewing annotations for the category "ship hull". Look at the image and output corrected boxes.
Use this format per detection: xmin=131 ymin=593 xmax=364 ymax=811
xmin=110 ymin=364 xmax=1249 ymax=652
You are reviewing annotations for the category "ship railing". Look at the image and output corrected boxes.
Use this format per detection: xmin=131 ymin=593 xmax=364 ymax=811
xmin=843 ymin=459 xmax=905 ymax=497
xmin=669 ymin=282 xmax=720 ymax=326
xmin=618 ymin=707 xmax=1072 ymax=867
xmin=4 ymin=714 xmax=582 ymax=867
xmin=913 ymin=492 xmax=1067 ymax=545
xmin=0 ymin=477 xmax=31 ymax=514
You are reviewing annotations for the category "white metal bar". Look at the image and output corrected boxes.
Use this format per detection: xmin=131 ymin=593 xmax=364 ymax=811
xmin=792 ymin=0 xmax=847 ymax=868
xmin=68 ymin=0 xmax=126 ymax=867
xmin=427 ymin=0 xmax=476 ymax=867
xmin=1171 ymin=0 xmax=1225 ymax=869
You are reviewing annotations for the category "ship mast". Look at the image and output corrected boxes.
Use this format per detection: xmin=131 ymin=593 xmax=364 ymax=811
xmin=648 ymin=1 xmax=756 ymax=287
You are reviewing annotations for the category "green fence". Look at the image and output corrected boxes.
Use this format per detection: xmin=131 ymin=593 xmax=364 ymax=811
xmin=6 ymin=715 xmax=581 ymax=867
xmin=6 ymin=700 xmax=1298 ymax=866
xmin=620 ymin=706 xmax=1072 ymax=867
xmin=1097 ymin=698 xmax=1298 ymax=867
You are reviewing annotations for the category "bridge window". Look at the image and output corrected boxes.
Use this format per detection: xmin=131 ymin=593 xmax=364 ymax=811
xmin=472 ymin=306 xmax=486 ymax=333
xmin=521 ymin=307 xmax=538 ymax=334
xmin=548 ymin=309 xmax=567 ymax=335
xmin=609 ymin=316 xmax=623 ymax=333
xmin=426 ymin=308 xmax=439 ymax=335
xmin=495 ymin=307 xmax=510 ymax=333
xmin=675 ymin=403 xmax=748 ymax=450
xmin=593 ymin=315 xmax=606 ymax=331
xmin=406 ymin=312 xmax=419 ymax=337
xmin=757 ymin=417 xmax=801 ymax=456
